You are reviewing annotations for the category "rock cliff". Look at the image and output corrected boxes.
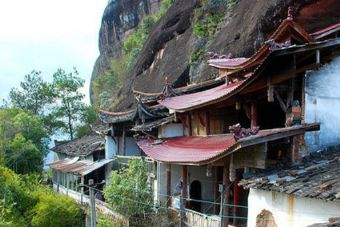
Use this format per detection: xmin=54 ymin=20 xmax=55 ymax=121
xmin=91 ymin=0 xmax=340 ymax=111
xmin=90 ymin=0 xmax=161 ymax=102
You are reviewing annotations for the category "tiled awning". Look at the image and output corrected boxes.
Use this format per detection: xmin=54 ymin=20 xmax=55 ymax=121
xmin=137 ymin=124 xmax=319 ymax=165
xmin=49 ymin=159 xmax=113 ymax=176
xmin=239 ymin=147 xmax=340 ymax=202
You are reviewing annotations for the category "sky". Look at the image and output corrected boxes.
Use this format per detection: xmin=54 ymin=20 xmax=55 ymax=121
xmin=0 ymin=0 xmax=108 ymax=103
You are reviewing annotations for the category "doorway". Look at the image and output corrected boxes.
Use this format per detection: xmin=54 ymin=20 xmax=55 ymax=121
xmin=189 ymin=180 xmax=202 ymax=212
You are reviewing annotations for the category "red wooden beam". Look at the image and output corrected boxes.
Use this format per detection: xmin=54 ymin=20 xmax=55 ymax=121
xmin=233 ymin=172 xmax=240 ymax=226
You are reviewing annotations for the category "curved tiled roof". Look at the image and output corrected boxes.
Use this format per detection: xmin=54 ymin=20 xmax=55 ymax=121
xmin=51 ymin=134 xmax=105 ymax=157
xmin=137 ymin=124 xmax=319 ymax=165
xmin=239 ymin=146 xmax=340 ymax=202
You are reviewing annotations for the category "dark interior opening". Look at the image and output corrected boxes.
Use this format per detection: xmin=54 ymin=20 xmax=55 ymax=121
xmin=266 ymin=139 xmax=291 ymax=167
xmin=189 ymin=180 xmax=202 ymax=212
xmin=257 ymin=99 xmax=286 ymax=129
xmin=234 ymin=169 xmax=249 ymax=226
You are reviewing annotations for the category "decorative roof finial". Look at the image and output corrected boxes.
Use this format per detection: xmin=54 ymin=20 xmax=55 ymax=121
xmin=287 ymin=6 xmax=294 ymax=21
xmin=160 ymin=76 xmax=176 ymax=100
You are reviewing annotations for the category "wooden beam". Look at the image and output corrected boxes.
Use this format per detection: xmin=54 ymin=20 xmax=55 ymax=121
xmin=241 ymin=63 xmax=319 ymax=96
xmin=274 ymin=89 xmax=287 ymax=112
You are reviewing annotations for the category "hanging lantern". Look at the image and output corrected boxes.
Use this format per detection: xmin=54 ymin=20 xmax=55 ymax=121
xmin=206 ymin=165 xmax=212 ymax=177
xmin=235 ymin=101 xmax=241 ymax=110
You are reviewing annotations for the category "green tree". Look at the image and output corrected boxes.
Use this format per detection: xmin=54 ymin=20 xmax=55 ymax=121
xmin=52 ymin=68 xmax=85 ymax=140
xmin=9 ymin=70 xmax=54 ymax=116
xmin=8 ymin=71 xmax=59 ymax=135
xmin=0 ymin=108 xmax=48 ymax=174
xmin=76 ymin=104 xmax=98 ymax=138
xmin=5 ymin=134 xmax=42 ymax=174
xmin=104 ymin=159 xmax=152 ymax=217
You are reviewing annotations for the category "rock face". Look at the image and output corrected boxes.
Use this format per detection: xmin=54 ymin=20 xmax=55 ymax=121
xmin=90 ymin=0 xmax=161 ymax=102
xmin=91 ymin=0 xmax=340 ymax=111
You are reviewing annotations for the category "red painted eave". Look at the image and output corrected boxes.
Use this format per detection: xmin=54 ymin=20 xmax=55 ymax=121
xmin=310 ymin=22 xmax=340 ymax=36
xmin=158 ymin=76 xmax=250 ymax=112
xmin=138 ymin=134 xmax=236 ymax=165
xmin=137 ymin=124 xmax=320 ymax=165
xmin=208 ymin=57 xmax=250 ymax=68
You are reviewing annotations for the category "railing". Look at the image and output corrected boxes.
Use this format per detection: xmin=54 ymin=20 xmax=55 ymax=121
xmin=184 ymin=208 xmax=221 ymax=227
xmin=53 ymin=184 xmax=126 ymax=222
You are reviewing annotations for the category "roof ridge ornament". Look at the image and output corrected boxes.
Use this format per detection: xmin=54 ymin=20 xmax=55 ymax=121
xmin=229 ymin=123 xmax=260 ymax=141
xmin=287 ymin=6 xmax=294 ymax=21
xmin=159 ymin=76 xmax=177 ymax=100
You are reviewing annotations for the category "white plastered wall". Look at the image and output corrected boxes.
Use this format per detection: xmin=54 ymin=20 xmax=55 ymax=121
xmin=188 ymin=166 xmax=215 ymax=212
xmin=158 ymin=123 xmax=184 ymax=138
xmin=248 ymin=189 xmax=340 ymax=227
xmin=105 ymin=135 xmax=115 ymax=159
xmin=305 ymin=57 xmax=340 ymax=151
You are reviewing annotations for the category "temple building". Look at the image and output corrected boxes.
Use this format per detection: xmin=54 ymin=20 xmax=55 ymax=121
xmin=49 ymin=132 xmax=113 ymax=198
xmin=130 ymin=10 xmax=340 ymax=227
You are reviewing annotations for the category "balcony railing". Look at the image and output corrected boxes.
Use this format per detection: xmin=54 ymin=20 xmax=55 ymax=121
xmin=184 ymin=208 xmax=221 ymax=227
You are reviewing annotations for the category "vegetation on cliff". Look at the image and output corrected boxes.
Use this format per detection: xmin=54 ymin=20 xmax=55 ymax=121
xmin=93 ymin=0 xmax=175 ymax=110
xmin=191 ymin=0 xmax=236 ymax=64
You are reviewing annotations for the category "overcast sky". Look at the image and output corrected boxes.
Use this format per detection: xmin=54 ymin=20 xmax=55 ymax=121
xmin=0 ymin=0 xmax=108 ymax=103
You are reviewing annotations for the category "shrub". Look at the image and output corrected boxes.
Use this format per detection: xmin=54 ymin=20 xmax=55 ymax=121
xmin=31 ymin=193 xmax=84 ymax=227
xmin=104 ymin=159 xmax=152 ymax=217
xmin=0 ymin=165 xmax=85 ymax=227
xmin=191 ymin=49 xmax=206 ymax=64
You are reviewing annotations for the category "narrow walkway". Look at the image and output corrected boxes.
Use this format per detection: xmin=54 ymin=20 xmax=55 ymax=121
xmin=53 ymin=184 xmax=126 ymax=222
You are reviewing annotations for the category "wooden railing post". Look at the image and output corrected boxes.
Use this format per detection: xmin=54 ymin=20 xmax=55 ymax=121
xmin=89 ymin=179 xmax=96 ymax=227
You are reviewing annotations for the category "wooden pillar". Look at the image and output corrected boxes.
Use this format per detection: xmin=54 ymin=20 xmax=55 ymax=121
xmin=213 ymin=167 xmax=218 ymax=214
xmin=316 ymin=49 xmax=321 ymax=64
xmin=180 ymin=165 xmax=188 ymax=227
xmin=166 ymin=164 xmax=172 ymax=207
xmin=301 ymin=75 xmax=306 ymax=124
xmin=291 ymin=136 xmax=300 ymax=164
xmin=122 ymin=128 xmax=126 ymax=156
xmin=250 ymin=102 xmax=257 ymax=128
xmin=66 ymin=174 xmax=69 ymax=195
xmin=188 ymin=114 xmax=192 ymax=136
xmin=182 ymin=166 xmax=188 ymax=199
xmin=81 ymin=176 xmax=84 ymax=205
xmin=233 ymin=173 xmax=240 ymax=226
xmin=267 ymin=76 xmax=274 ymax=102
xmin=222 ymin=159 xmax=230 ymax=227
xmin=206 ymin=111 xmax=211 ymax=135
